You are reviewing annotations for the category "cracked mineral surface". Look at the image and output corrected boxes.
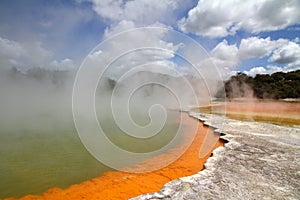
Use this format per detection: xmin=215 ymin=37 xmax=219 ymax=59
xmin=131 ymin=112 xmax=300 ymax=200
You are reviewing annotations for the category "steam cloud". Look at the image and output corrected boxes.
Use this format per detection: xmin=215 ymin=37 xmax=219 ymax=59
xmin=0 ymin=27 xmax=225 ymax=173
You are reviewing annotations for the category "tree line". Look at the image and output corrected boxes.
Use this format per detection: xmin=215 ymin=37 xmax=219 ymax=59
xmin=223 ymin=69 xmax=300 ymax=99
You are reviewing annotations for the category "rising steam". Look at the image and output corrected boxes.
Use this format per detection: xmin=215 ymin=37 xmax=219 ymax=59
xmin=72 ymin=27 xmax=225 ymax=172
xmin=0 ymin=27 xmax=225 ymax=175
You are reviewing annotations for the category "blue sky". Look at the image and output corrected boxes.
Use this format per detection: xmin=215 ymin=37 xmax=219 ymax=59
xmin=0 ymin=0 xmax=299 ymax=77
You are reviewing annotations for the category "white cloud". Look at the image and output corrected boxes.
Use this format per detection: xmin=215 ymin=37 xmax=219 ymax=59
xmin=0 ymin=36 xmax=74 ymax=71
xmin=103 ymin=20 xmax=136 ymax=38
xmin=207 ymin=36 xmax=300 ymax=77
xmin=179 ymin=0 xmax=300 ymax=38
xmin=0 ymin=37 xmax=24 ymax=58
xmin=103 ymin=20 xmax=173 ymax=42
xmin=90 ymin=0 xmax=230 ymax=81
xmin=285 ymin=60 xmax=300 ymax=70
xmin=243 ymin=65 xmax=282 ymax=77
xmin=123 ymin=0 xmax=178 ymax=24
xmin=210 ymin=39 xmax=239 ymax=69
xmin=95 ymin=1 xmax=181 ymax=66
xmin=269 ymin=41 xmax=300 ymax=64
xmin=238 ymin=37 xmax=279 ymax=59
xmin=90 ymin=0 xmax=183 ymax=26
xmin=50 ymin=59 xmax=75 ymax=71
xmin=238 ymin=37 xmax=300 ymax=68
xmin=243 ymin=63 xmax=300 ymax=77
xmin=0 ymin=37 xmax=51 ymax=70
xmin=85 ymin=24 xmax=183 ymax=79
xmin=0 ymin=37 xmax=25 ymax=68
xmin=294 ymin=37 xmax=300 ymax=43
xmin=91 ymin=0 xmax=123 ymax=21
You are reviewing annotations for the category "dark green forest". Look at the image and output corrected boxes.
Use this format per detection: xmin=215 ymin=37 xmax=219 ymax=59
xmin=223 ymin=69 xmax=300 ymax=99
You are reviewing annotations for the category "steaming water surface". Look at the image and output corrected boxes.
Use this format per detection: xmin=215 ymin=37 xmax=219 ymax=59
xmin=0 ymin=67 xmax=202 ymax=199
xmin=0 ymin=110 xmax=181 ymax=199
xmin=192 ymin=100 xmax=300 ymax=126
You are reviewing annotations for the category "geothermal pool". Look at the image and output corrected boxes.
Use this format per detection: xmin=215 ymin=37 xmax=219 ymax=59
xmin=194 ymin=100 xmax=300 ymax=126
xmin=0 ymin=110 xmax=182 ymax=199
xmin=2 ymin=100 xmax=298 ymax=199
xmin=5 ymin=113 xmax=222 ymax=200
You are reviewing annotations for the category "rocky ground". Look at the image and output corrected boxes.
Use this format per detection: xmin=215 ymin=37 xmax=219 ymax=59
xmin=131 ymin=113 xmax=300 ymax=200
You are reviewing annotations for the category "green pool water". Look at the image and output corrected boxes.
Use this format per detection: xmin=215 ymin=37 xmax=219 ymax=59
xmin=0 ymin=110 xmax=181 ymax=199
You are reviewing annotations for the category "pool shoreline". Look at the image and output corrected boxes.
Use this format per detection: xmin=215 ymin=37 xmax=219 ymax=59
xmin=132 ymin=111 xmax=300 ymax=199
xmin=6 ymin=113 xmax=224 ymax=200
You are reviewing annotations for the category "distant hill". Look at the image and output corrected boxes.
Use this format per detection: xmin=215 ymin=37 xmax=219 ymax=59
xmin=223 ymin=69 xmax=300 ymax=99
xmin=98 ymin=70 xmax=222 ymax=108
